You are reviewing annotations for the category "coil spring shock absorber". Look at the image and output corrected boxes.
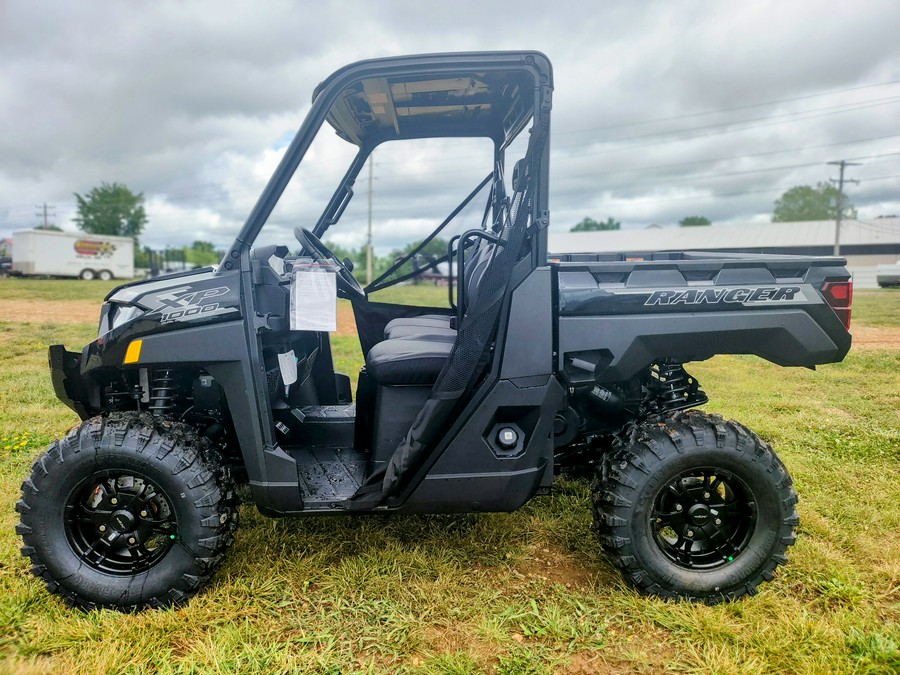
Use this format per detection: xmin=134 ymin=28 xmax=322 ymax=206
xmin=148 ymin=368 xmax=177 ymax=416
xmin=651 ymin=359 xmax=690 ymax=403
xmin=649 ymin=359 xmax=709 ymax=411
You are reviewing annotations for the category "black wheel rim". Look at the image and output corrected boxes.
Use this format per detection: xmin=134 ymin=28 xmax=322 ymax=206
xmin=64 ymin=472 xmax=177 ymax=575
xmin=650 ymin=467 xmax=757 ymax=570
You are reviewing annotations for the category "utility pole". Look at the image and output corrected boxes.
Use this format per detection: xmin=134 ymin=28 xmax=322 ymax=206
xmin=828 ymin=160 xmax=860 ymax=256
xmin=366 ymin=155 xmax=373 ymax=284
xmin=35 ymin=202 xmax=56 ymax=229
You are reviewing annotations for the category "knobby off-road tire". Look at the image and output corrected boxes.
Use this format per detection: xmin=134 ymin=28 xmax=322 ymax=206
xmin=592 ymin=410 xmax=798 ymax=602
xmin=16 ymin=412 xmax=238 ymax=611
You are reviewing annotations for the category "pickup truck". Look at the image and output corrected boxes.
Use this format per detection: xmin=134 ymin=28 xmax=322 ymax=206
xmin=18 ymin=51 xmax=851 ymax=611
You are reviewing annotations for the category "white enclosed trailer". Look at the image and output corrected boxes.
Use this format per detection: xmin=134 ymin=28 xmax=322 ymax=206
xmin=11 ymin=229 xmax=134 ymax=280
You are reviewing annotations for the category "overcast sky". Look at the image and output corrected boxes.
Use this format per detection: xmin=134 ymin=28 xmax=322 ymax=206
xmin=1 ymin=0 xmax=899 ymax=254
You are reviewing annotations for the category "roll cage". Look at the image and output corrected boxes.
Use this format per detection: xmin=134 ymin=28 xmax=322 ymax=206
xmin=219 ymin=51 xmax=554 ymax=277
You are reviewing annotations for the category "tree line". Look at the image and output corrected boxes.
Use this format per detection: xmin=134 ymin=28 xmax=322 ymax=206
xmin=67 ymin=179 xmax=864 ymax=259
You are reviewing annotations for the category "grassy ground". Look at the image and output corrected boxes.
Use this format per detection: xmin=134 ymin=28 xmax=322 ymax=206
xmin=850 ymin=289 xmax=900 ymax=327
xmin=0 ymin=279 xmax=898 ymax=673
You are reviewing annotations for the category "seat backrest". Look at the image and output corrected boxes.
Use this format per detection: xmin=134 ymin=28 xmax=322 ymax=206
xmin=462 ymin=239 xmax=494 ymax=307
xmin=458 ymin=155 xmax=530 ymax=312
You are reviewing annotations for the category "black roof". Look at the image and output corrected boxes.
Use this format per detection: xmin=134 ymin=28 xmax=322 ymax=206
xmin=312 ymin=51 xmax=552 ymax=146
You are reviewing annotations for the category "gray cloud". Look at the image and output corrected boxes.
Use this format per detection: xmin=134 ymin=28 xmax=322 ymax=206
xmin=1 ymin=0 xmax=898 ymax=252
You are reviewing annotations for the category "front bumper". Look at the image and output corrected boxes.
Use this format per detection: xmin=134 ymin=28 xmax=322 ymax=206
xmin=48 ymin=344 xmax=95 ymax=420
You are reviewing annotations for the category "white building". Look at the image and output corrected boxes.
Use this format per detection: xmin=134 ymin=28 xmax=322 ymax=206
xmin=549 ymin=219 xmax=900 ymax=289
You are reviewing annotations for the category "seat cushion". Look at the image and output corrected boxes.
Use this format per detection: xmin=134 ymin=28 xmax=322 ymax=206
xmin=385 ymin=323 xmax=457 ymax=340
xmin=384 ymin=314 xmax=453 ymax=339
xmin=366 ymin=335 xmax=453 ymax=386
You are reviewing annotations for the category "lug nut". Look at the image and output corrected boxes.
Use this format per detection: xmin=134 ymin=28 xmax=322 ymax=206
xmin=98 ymin=525 xmax=106 ymax=532
xmin=110 ymin=498 xmax=118 ymax=505
xmin=140 ymin=510 xmax=147 ymax=517
xmin=703 ymin=492 xmax=711 ymax=499
xmin=715 ymin=518 xmax=722 ymax=526
xmin=128 ymin=537 xmax=136 ymax=545
xmin=687 ymin=530 xmax=694 ymax=538
xmin=675 ymin=504 xmax=683 ymax=512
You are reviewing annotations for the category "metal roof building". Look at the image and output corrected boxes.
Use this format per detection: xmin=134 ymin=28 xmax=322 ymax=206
xmin=549 ymin=219 xmax=900 ymax=288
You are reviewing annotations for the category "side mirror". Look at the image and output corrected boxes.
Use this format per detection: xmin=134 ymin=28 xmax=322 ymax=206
xmin=343 ymin=257 xmax=354 ymax=272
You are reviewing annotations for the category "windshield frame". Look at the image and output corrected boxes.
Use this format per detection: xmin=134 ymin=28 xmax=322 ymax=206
xmin=218 ymin=51 xmax=553 ymax=273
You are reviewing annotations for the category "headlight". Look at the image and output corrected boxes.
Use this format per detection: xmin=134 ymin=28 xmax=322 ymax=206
xmin=99 ymin=303 xmax=144 ymax=336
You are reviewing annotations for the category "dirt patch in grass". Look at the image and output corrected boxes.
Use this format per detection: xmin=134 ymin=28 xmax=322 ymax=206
xmin=0 ymin=299 xmax=101 ymax=324
xmin=850 ymin=325 xmax=900 ymax=350
xmin=0 ymin=298 xmax=364 ymax=336
xmin=419 ymin=621 xmax=494 ymax=661
xmin=516 ymin=545 xmax=597 ymax=589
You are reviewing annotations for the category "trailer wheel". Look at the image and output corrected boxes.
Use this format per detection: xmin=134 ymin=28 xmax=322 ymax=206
xmin=98 ymin=269 xmax=113 ymax=281
xmin=16 ymin=413 xmax=238 ymax=611
xmin=591 ymin=410 xmax=798 ymax=603
xmin=79 ymin=269 xmax=96 ymax=280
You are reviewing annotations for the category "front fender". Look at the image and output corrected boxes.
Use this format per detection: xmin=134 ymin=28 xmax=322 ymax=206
xmin=49 ymin=344 xmax=98 ymax=420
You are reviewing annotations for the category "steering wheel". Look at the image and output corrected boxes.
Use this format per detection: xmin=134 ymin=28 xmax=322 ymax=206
xmin=293 ymin=227 xmax=366 ymax=301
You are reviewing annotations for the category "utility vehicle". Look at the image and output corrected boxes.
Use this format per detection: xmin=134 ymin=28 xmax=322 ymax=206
xmin=17 ymin=52 xmax=853 ymax=610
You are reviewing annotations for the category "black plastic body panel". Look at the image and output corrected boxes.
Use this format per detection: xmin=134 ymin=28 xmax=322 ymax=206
xmin=371 ymin=385 xmax=433 ymax=474
xmin=395 ymin=376 xmax=564 ymax=514
xmin=83 ymin=268 xmax=244 ymax=373
xmin=500 ymin=267 xmax=553 ymax=380
xmin=553 ymin=252 xmax=852 ymax=381
xmin=48 ymin=345 xmax=96 ymax=420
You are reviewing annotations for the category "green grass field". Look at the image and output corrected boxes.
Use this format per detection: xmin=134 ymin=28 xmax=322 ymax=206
xmin=0 ymin=279 xmax=897 ymax=673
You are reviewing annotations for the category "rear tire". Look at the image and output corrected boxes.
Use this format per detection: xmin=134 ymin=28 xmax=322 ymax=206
xmin=591 ymin=410 xmax=798 ymax=602
xmin=98 ymin=269 xmax=113 ymax=281
xmin=16 ymin=413 xmax=238 ymax=611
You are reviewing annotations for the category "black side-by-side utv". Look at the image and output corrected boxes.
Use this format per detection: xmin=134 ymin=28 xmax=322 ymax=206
xmin=17 ymin=52 xmax=853 ymax=610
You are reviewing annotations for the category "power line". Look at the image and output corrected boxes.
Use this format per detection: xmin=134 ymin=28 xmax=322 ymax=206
xmin=562 ymin=173 xmax=900 ymax=209
xmin=554 ymin=96 xmax=900 ymax=155
xmin=852 ymin=218 xmax=900 ymax=235
xmin=545 ymin=152 xmax=899 ymax=198
xmin=554 ymin=78 xmax=900 ymax=136
xmin=566 ymin=152 xmax=900 ymax=189
xmin=3 ymin=97 xmax=898 ymax=215
xmin=556 ymin=133 xmax=900 ymax=180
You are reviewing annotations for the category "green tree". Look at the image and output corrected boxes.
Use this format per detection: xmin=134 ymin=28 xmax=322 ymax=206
xmin=184 ymin=240 xmax=222 ymax=267
xmin=679 ymin=215 xmax=711 ymax=227
xmin=323 ymin=241 xmax=366 ymax=269
xmin=771 ymin=182 xmax=855 ymax=222
xmin=35 ymin=224 xmax=63 ymax=231
xmin=570 ymin=217 xmax=621 ymax=232
xmin=394 ymin=237 xmax=450 ymax=259
xmin=73 ymin=182 xmax=148 ymax=239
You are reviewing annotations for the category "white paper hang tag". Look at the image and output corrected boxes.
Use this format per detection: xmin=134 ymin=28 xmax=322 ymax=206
xmin=277 ymin=350 xmax=298 ymax=387
xmin=290 ymin=262 xmax=337 ymax=332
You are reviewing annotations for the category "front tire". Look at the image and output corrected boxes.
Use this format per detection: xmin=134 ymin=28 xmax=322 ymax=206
xmin=79 ymin=269 xmax=96 ymax=280
xmin=16 ymin=413 xmax=238 ymax=611
xmin=592 ymin=410 xmax=798 ymax=602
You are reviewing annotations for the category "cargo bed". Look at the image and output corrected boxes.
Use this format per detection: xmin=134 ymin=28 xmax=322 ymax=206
xmin=551 ymin=250 xmax=852 ymax=382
